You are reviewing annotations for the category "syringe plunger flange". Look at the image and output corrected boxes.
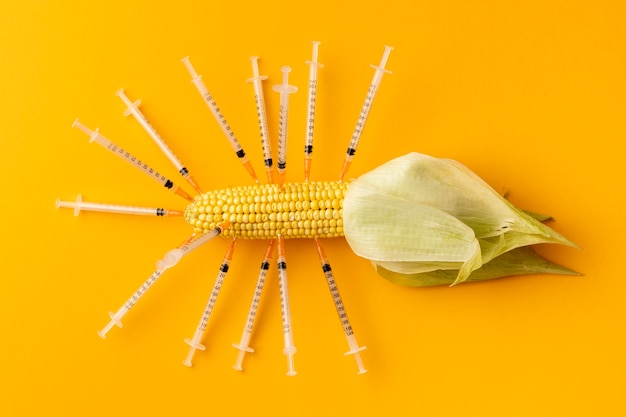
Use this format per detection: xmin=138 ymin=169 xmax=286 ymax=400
xmin=272 ymin=66 xmax=298 ymax=94
xmin=344 ymin=334 xmax=367 ymax=374
xmin=97 ymin=310 xmax=124 ymax=339
xmin=116 ymin=89 xmax=142 ymax=117
xmin=56 ymin=194 xmax=83 ymax=216
xmin=182 ymin=337 xmax=207 ymax=367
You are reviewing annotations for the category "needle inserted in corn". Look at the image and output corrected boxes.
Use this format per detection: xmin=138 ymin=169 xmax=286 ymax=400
xmin=277 ymin=235 xmax=297 ymax=376
xmin=247 ymin=57 xmax=274 ymax=184
xmin=183 ymin=238 xmax=237 ymax=367
xmin=315 ymin=238 xmax=367 ymax=374
xmin=97 ymin=223 xmax=230 ymax=339
xmin=116 ymin=89 xmax=203 ymax=194
xmin=304 ymin=41 xmax=323 ymax=182
xmin=181 ymin=56 xmax=259 ymax=183
xmin=56 ymin=194 xmax=183 ymax=217
xmin=72 ymin=119 xmax=194 ymax=202
xmin=339 ymin=46 xmax=393 ymax=181
xmin=232 ymin=239 xmax=275 ymax=371
xmin=272 ymin=66 xmax=298 ymax=188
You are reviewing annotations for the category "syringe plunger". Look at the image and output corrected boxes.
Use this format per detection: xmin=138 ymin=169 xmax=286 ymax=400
xmin=283 ymin=344 xmax=297 ymax=377
xmin=182 ymin=337 xmax=206 ymax=367
xmin=232 ymin=332 xmax=254 ymax=371
xmin=344 ymin=334 xmax=367 ymax=374
xmin=97 ymin=310 xmax=125 ymax=339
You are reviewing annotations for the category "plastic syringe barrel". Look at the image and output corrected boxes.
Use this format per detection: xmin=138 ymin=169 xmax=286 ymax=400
xmin=97 ymin=224 xmax=228 ymax=339
xmin=247 ymin=57 xmax=274 ymax=183
xmin=56 ymin=194 xmax=182 ymax=217
xmin=182 ymin=239 xmax=236 ymax=367
xmin=72 ymin=119 xmax=194 ymax=202
xmin=116 ymin=89 xmax=186 ymax=173
xmin=277 ymin=236 xmax=296 ymax=376
xmin=339 ymin=46 xmax=393 ymax=181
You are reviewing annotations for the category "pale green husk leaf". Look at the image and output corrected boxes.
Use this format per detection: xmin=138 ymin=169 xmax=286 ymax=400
xmin=375 ymin=246 xmax=580 ymax=287
xmin=343 ymin=183 xmax=482 ymax=284
xmin=343 ymin=153 xmax=577 ymax=286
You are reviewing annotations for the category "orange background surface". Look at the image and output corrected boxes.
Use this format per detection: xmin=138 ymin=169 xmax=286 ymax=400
xmin=1 ymin=1 xmax=625 ymax=416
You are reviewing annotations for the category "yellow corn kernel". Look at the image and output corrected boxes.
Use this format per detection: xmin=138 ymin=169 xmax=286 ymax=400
xmin=185 ymin=181 xmax=349 ymax=239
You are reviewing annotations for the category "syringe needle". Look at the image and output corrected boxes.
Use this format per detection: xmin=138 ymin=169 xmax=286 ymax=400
xmin=277 ymin=236 xmax=297 ymax=376
xmin=247 ymin=57 xmax=274 ymax=184
xmin=72 ymin=119 xmax=194 ymax=202
xmin=116 ymin=89 xmax=203 ymax=194
xmin=181 ymin=56 xmax=259 ymax=184
xmin=272 ymin=67 xmax=298 ymax=188
xmin=56 ymin=194 xmax=184 ymax=217
xmin=314 ymin=238 xmax=367 ymax=374
xmin=232 ymin=239 xmax=275 ymax=371
xmin=183 ymin=238 xmax=237 ymax=367
xmin=97 ymin=223 xmax=229 ymax=339
xmin=304 ymin=41 xmax=323 ymax=182
xmin=339 ymin=46 xmax=393 ymax=182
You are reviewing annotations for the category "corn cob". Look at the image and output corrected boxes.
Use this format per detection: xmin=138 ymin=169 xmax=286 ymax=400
xmin=185 ymin=181 xmax=348 ymax=239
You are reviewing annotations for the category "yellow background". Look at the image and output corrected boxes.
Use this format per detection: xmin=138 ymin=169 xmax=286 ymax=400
xmin=1 ymin=1 xmax=625 ymax=415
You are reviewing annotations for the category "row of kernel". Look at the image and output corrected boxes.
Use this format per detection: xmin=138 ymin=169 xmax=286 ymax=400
xmin=214 ymin=213 xmax=344 ymax=226
xmin=192 ymin=216 xmax=344 ymax=232
xmin=190 ymin=203 xmax=320 ymax=218
xmin=235 ymin=209 xmax=341 ymax=223
xmin=199 ymin=212 xmax=344 ymax=227
xmin=219 ymin=228 xmax=344 ymax=239
xmin=194 ymin=182 xmax=345 ymax=202
xmin=194 ymin=227 xmax=344 ymax=239
xmin=197 ymin=201 xmax=342 ymax=216
xmin=188 ymin=207 xmax=343 ymax=225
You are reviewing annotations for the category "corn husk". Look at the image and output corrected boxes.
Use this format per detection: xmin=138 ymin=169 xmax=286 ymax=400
xmin=375 ymin=246 xmax=580 ymax=287
xmin=343 ymin=153 xmax=577 ymax=286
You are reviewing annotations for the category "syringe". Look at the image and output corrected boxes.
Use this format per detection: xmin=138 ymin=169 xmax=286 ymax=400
xmin=98 ymin=222 xmax=229 ymax=338
xmin=272 ymin=66 xmax=298 ymax=187
xmin=304 ymin=41 xmax=323 ymax=182
xmin=116 ymin=89 xmax=203 ymax=194
xmin=277 ymin=235 xmax=297 ymax=376
xmin=314 ymin=238 xmax=367 ymax=374
xmin=232 ymin=239 xmax=275 ymax=371
xmin=183 ymin=239 xmax=236 ymax=366
xmin=247 ymin=57 xmax=274 ymax=184
xmin=181 ymin=56 xmax=259 ymax=183
xmin=183 ymin=238 xmax=237 ymax=367
xmin=56 ymin=194 xmax=184 ymax=217
xmin=72 ymin=119 xmax=194 ymax=202
xmin=339 ymin=46 xmax=393 ymax=181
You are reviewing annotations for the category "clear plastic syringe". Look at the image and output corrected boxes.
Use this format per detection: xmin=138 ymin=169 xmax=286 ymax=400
xmin=72 ymin=119 xmax=194 ymax=202
xmin=56 ymin=194 xmax=184 ymax=217
xmin=181 ymin=56 xmax=259 ymax=183
xmin=276 ymin=235 xmax=297 ymax=376
xmin=272 ymin=67 xmax=298 ymax=187
xmin=232 ymin=239 xmax=274 ymax=371
xmin=304 ymin=41 xmax=323 ymax=182
xmin=247 ymin=57 xmax=274 ymax=184
xmin=183 ymin=238 xmax=237 ymax=367
xmin=116 ymin=89 xmax=203 ymax=194
xmin=314 ymin=238 xmax=367 ymax=374
xmin=339 ymin=46 xmax=393 ymax=181
xmin=97 ymin=222 xmax=230 ymax=338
